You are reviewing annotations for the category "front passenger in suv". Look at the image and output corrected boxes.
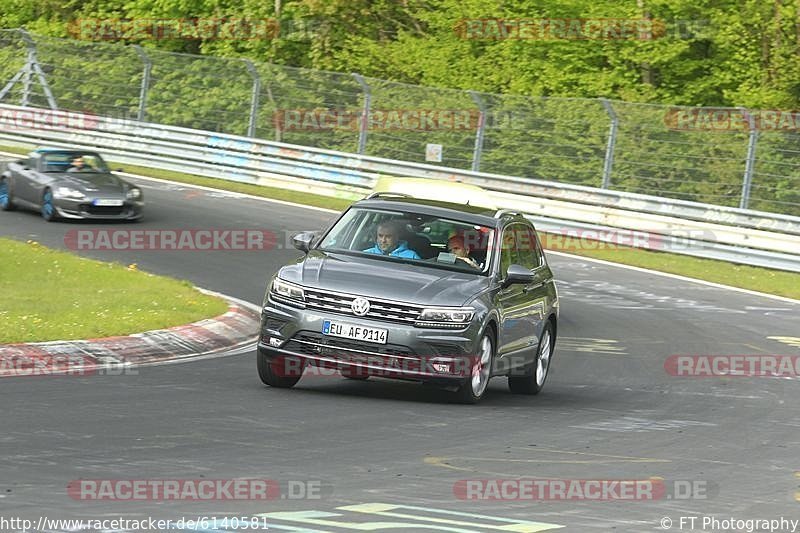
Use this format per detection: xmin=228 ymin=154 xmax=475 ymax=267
xmin=448 ymin=235 xmax=480 ymax=268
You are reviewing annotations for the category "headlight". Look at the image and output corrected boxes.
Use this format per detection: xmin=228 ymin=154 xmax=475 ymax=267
xmin=126 ymin=188 xmax=142 ymax=200
xmin=270 ymin=278 xmax=305 ymax=304
xmin=415 ymin=307 xmax=475 ymax=328
xmin=55 ymin=186 xmax=85 ymax=200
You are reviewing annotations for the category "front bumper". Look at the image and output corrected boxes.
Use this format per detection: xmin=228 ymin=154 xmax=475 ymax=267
xmin=55 ymin=198 xmax=144 ymax=220
xmin=258 ymin=296 xmax=483 ymax=381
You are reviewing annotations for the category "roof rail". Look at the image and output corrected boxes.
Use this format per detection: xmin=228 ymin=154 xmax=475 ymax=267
xmin=494 ymin=209 xmax=523 ymax=219
xmin=365 ymin=191 xmax=413 ymax=200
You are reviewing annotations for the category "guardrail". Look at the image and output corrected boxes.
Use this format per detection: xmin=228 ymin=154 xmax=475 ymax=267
xmin=2 ymin=103 xmax=800 ymax=273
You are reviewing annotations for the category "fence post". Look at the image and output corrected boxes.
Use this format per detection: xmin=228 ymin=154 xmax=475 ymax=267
xmin=739 ymin=107 xmax=757 ymax=210
xmin=21 ymin=51 xmax=32 ymax=107
xmin=469 ymin=90 xmax=487 ymax=173
xmin=600 ymin=98 xmax=618 ymax=189
xmin=133 ymin=46 xmax=151 ymax=122
xmin=19 ymin=29 xmax=58 ymax=109
xmin=244 ymin=60 xmax=261 ymax=137
xmin=0 ymin=63 xmax=25 ymax=104
xmin=352 ymin=73 xmax=370 ymax=155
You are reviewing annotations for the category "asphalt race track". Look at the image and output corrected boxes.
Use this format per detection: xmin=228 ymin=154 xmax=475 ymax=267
xmin=1 ymin=172 xmax=799 ymax=532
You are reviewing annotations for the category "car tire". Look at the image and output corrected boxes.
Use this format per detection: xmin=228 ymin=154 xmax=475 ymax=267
xmin=257 ymin=351 xmax=304 ymax=388
xmin=508 ymin=322 xmax=554 ymax=395
xmin=456 ymin=332 xmax=495 ymax=404
xmin=0 ymin=177 xmax=15 ymax=211
xmin=41 ymin=188 xmax=57 ymax=222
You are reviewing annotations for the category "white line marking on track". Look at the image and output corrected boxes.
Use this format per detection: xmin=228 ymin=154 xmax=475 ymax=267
xmin=548 ymin=250 xmax=800 ymax=305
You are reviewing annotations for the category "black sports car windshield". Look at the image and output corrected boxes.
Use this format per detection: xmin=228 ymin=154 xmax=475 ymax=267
xmin=317 ymin=207 xmax=495 ymax=274
xmin=42 ymin=151 xmax=110 ymax=173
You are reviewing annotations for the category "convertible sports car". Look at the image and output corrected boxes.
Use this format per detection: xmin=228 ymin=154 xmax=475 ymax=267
xmin=0 ymin=148 xmax=143 ymax=221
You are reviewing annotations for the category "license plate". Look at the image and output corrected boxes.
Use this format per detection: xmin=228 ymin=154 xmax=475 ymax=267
xmin=322 ymin=320 xmax=387 ymax=344
xmin=93 ymin=199 xmax=124 ymax=207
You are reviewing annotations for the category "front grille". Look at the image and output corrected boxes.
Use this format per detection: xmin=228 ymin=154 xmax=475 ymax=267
xmin=280 ymin=332 xmax=466 ymax=376
xmin=304 ymin=288 xmax=423 ymax=325
xmin=81 ymin=204 xmax=125 ymax=216
xmin=284 ymin=331 xmax=415 ymax=359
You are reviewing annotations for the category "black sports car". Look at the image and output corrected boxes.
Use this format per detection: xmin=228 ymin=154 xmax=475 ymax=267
xmin=0 ymin=148 xmax=143 ymax=221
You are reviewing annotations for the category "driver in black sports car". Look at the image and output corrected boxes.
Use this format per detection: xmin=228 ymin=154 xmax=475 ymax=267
xmin=67 ymin=156 xmax=94 ymax=172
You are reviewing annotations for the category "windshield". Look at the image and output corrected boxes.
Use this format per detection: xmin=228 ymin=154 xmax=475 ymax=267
xmin=317 ymin=207 xmax=495 ymax=274
xmin=42 ymin=151 xmax=110 ymax=173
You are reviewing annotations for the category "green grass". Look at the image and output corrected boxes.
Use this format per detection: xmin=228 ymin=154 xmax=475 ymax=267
xmin=0 ymin=238 xmax=229 ymax=343
xmin=2 ymin=142 xmax=799 ymax=300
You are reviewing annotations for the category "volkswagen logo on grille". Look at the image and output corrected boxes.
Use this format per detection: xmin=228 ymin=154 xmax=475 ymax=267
xmin=351 ymin=297 xmax=370 ymax=316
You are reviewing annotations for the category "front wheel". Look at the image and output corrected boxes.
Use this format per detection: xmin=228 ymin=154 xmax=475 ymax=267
xmin=456 ymin=333 xmax=494 ymax=404
xmin=257 ymin=351 xmax=304 ymax=388
xmin=0 ymin=178 xmax=15 ymax=211
xmin=508 ymin=322 xmax=554 ymax=395
xmin=41 ymin=188 xmax=56 ymax=222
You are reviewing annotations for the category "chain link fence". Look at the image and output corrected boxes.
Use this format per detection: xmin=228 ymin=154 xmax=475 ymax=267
xmin=1 ymin=28 xmax=798 ymax=216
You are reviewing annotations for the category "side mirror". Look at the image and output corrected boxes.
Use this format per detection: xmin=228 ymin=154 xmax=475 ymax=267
xmin=502 ymin=264 xmax=534 ymax=288
xmin=292 ymin=231 xmax=316 ymax=253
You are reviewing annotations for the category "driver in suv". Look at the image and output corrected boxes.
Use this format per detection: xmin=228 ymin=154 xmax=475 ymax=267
xmin=362 ymin=219 xmax=421 ymax=259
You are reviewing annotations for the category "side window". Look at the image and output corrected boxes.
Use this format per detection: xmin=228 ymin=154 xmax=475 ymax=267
xmin=515 ymin=225 xmax=541 ymax=270
xmin=499 ymin=224 xmax=521 ymax=276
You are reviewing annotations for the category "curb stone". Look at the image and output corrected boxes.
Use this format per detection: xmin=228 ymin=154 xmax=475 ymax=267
xmin=0 ymin=289 xmax=261 ymax=377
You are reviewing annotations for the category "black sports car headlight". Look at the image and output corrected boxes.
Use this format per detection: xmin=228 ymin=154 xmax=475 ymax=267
xmin=126 ymin=188 xmax=142 ymax=200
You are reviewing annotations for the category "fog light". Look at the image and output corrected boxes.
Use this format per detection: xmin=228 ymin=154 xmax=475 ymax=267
xmin=432 ymin=362 xmax=451 ymax=373
xmin=269 ymin=337 xmax=283 ymax=348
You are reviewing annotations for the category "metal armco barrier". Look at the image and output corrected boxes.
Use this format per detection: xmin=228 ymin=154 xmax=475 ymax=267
xmin=1 ymin=104 xmax=799 ymax=273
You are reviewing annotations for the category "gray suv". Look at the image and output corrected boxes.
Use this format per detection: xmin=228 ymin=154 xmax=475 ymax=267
xmin=257 ymin=193 xmax=559 ymax=403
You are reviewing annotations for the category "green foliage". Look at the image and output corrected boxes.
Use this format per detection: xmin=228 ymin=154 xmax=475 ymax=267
xmin=1 ymin=1 xmax=799 ymax=215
